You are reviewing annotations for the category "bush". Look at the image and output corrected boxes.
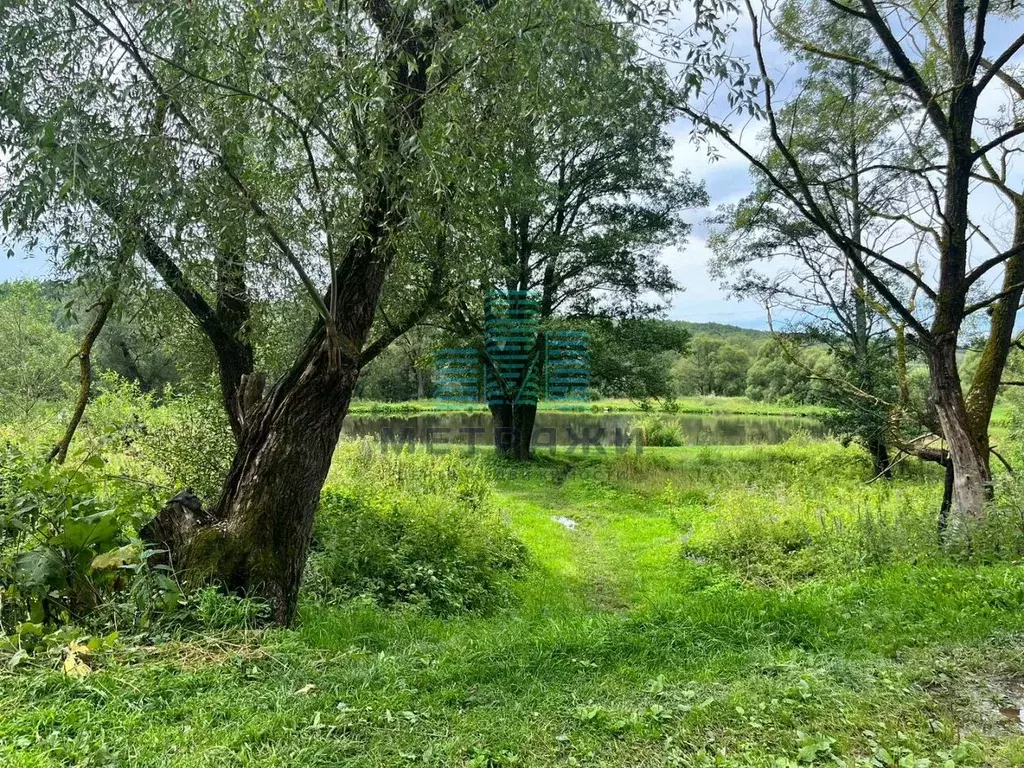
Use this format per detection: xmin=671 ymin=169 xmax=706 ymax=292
xmin=86 ymin=375 xmax=234 ymax=505
xmin=0 ymin=373 xmax=234 ymax=506
xmin=633 ymin=415 xmax=686 ymax=447
xmin=0 ymin=442 xmax=178 ymax=630
xmin=680 ymin=452 xmax=1024 ymax=586
xmin=0 ymin=282 xmax=76 ymax=421
xmin=946 ymin=477 xmax=1024 ymax=562
xmin=306 ymin=444 xmax=527 ymax=614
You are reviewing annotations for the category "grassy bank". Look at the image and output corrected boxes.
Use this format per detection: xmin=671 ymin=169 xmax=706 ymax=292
xmin=5 ymin=441 xmax=1024 ymax=766
xmin=349 ymin=395 xmax=832 ymax=418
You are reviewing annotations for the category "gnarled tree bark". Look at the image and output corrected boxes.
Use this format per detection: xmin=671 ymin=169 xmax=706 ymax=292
xmin=137 ymin=0 xmax=470 ymax=625
xmin=143 ymin=235 xmax=391 ymax=624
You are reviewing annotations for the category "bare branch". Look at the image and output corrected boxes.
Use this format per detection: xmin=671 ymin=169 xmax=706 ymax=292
xmin=976 ymin=32 xmax=1024 ymax=93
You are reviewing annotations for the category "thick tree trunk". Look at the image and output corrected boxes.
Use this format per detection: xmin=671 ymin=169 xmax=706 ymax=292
xmin=962 ymin=198 xmax=1024 ymax=466
xmin=490 ymin=402 xmax=514 ymax=456
xmin=211 ymin=356 xmax=356 ymax=625
xmin=98 ymin=0 xmax=489 ymax=631
xmin=142 ymin=333 xmax=358 ymax=625
xmin=142 ymin=220 xmax=393 ymax=625
xmin=929 ymin=340 xmax=992 ymax=520
xmin=489 ymin=402 xmax=535 ymax=460
xmin=516 ymin=403 xmax=537 ymax=460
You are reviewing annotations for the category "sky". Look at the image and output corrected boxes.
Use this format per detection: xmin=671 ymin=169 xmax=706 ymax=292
xmin=661 ymin=121 xmax=766 ymax=328
xmin=0 ymin=244 xmax=47 ymax=282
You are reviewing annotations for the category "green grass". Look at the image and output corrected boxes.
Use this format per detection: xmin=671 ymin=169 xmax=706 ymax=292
xmin=992 ymin=402 xmax=1014 ymax=428
xmin=5 ymin=442 xmax=1024 ymax=766
xmin=348 ymin=396 xmax=832 ymax=417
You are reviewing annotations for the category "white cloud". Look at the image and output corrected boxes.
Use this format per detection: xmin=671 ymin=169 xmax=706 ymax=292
xmin=660 ymin=238 xmax=769 ymax=327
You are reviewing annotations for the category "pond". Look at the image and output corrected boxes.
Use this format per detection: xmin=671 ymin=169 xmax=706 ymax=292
xmin=341 ymin=411 xmax=827 ymax=449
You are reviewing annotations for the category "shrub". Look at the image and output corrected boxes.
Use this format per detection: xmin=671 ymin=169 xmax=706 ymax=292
xmin=307 ymin=444 xmax=527 ymax=614
xmin=0 ymin=442 xmax=177 ymax=629
xmin=87 ymin=374 xmax=234 ymax=505
xmin=633 ymin=415 xmax=686 ymax=447
xmin=947 ymin=477 xmax=1024 ymax=562
xmin=680 ymin=454 xmax=1024 ymax=585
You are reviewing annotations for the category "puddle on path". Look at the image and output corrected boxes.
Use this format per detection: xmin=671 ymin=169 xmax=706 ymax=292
xmin=1001 ymin=707 xmax=1024 ymax=729
xmin=994 ymin=678 xmax=1024 ymax=731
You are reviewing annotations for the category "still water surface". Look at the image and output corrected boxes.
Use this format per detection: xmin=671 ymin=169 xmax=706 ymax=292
xmin=341 ymin=411 xmax=826 ymax=447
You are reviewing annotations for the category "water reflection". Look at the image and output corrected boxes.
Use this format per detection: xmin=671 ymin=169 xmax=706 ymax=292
xmin=341 ymin=411 xmax=826 ymax=447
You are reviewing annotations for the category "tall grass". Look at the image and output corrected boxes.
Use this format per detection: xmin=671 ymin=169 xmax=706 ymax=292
xmin=308 ymin=441 xmax=528 ymax=614
xmin=632 ymin=414 xmax=686 ymax=446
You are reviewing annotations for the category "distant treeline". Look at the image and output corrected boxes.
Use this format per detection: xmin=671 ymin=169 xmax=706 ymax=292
xmin=0 ymin=279 xmax=961 ymax=421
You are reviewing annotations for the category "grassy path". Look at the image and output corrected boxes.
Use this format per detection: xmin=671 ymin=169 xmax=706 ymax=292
xmin=498 ymin=475 xmax=686 ymax=612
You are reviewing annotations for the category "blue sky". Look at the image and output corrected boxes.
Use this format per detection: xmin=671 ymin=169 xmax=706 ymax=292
xmin=0 ymin=244 xmax=48 ymax=282
xmin=661 ymin=120 xmax=766 ymax=328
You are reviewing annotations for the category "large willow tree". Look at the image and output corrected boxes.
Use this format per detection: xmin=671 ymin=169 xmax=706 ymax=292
xmin=0 ymin=0 xmax=610 ymax=623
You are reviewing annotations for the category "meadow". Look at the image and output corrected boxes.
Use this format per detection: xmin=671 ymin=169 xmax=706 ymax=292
xmin=4 ymin=412 xmax=1024 ymax=766
xmin=1 ymin=0 xmax=1019 ymax=762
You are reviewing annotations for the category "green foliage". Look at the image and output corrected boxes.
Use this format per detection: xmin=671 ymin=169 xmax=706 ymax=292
xmin=0 ymin=373 xmax=235 ymax=634
xmin=0 ymin=281 xmax=76 ymax=419
xmin=817 ymin=337 xmax=903 ymax=458
xmin=673 ymin=333 xmax=752 ymax=396
xmin=356 ymin=328 xmax=436 ymax=401
xmin=83 ymin=287 xmax=201 ymax=395
xmin=307 ymin=444 xmax=527 ymax=614
xmin=469 ymin=3 xmax=705 ymax=321
xmin=745 ymin=339 xmax=834 ymax=404
xmin=679 ymin=443 xmax=1024 ymax=586
xmin=705 ymin=8 xmax=919 ymax=462
xmin=632 ymin=414 xmax=686 ymax=447
xmin=85 ymin=375 xmax=235 ymax=505
xmin=670 ymin=320 xmax=769 ymax=354
xmin=684 ymin=492 xmax=942 ymax=586
xmin=952 ymin=478 xmax=1024 ymax=562
xmin=587 ymin=318 xmax=690 ymax=401
xmin=0 ymin=441 xmax=171 ymax=628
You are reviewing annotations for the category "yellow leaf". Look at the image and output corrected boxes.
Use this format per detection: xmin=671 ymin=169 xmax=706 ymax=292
xmin=90 ymin=545 xmax=139 ymax=571
xmin=295 ymin=684 xmax=317 ymax=695
xmin=62 ymin=651 xmax=90 ymax=678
